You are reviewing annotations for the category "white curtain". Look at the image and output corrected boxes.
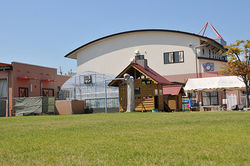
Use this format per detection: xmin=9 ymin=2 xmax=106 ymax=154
xmin=0 ymin=79 xmax=7 ymax=98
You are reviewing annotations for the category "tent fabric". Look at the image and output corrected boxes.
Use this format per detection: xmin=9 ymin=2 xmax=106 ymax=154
xmin=13 ymin=97 xmax=55 ymax=115
xmin=14 ymin=97 xmax=43 ymax=115
xmin=184 ymin=76 xmax=246 ymax=92
xmin=163 ymin=85 xmax=182 ymax=95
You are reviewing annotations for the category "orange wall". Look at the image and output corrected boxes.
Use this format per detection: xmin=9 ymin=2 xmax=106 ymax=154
xmin=10 ymin=62 xmax=70 ymax=98
xmin=0 ymin=62 xmax=70 ymax=116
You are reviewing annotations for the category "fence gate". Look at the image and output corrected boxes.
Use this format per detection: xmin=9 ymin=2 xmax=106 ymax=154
xmin=0 ymin=100 xmax=6 ymax=117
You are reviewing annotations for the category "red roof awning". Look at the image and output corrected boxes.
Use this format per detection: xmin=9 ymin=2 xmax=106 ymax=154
xmin=132 ymin=63 xmax=171 ymax=85
xmin=163 ymin=85 xmax=182 ymax=95
xmin=17 ymin=76 xmax=38 ymax=80
xmin=41 ymin=79 xmax=55 ymax=82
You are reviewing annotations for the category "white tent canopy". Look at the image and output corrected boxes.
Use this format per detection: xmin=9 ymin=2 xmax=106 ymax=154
xmin=184 ymin=76 xmax=246 ymax=92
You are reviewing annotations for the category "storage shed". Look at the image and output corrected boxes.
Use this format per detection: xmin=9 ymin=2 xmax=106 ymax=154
xmin=163 ymin=85 xmax=185 ymax=111
xmin=109 ymin=55 xmax=173 ymax=112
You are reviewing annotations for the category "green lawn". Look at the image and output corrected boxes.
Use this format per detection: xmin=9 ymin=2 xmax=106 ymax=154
xmin=0 ymin=112 xmax=249 ymax=166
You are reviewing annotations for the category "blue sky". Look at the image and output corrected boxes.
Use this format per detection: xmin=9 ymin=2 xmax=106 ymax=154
xmin=0 ymin=0 xmax=249 ymax=74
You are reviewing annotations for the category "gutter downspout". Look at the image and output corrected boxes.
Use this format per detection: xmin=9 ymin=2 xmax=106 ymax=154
xmin=4 ymin=69 xmax=9 ymax=117
xmin=193 ymin=44 xmax=207 ymax=106
xmin=194 ymin=44 xmax=207 ymax=78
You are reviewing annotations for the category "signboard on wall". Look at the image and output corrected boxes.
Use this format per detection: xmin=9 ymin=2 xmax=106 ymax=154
xmin=203 ymin=62 xmax=214 ymax=72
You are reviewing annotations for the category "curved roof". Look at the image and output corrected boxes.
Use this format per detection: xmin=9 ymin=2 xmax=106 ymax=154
xmin=65 ymin=29 xmax=224 ymax=59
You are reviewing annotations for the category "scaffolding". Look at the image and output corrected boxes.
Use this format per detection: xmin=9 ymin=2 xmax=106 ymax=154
xmin=59 ymin=71 xmax=119 ymax=109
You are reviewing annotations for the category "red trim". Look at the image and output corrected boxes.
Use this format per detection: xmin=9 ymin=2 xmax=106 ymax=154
xmin=41 ymin=79 xmax=55 ymax=82
xmin=163 ymin=85 xmax=182 ymax=95
xmin=132 ymin=62 xmax=172 ymax=85
xmin=17 ymin=76 xmax=38 ymax=80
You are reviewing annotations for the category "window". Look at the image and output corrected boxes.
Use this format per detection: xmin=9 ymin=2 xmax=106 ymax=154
xmin=143 ymin=96 xmax=152 ymax=99
xmin=159 ymin=89 xmax=163 ymax=95
xmin=209 ymin=49 xmax=211 ymax=55
xmin=84 ymin=75 xmax=92 ymax=84
xmin=202 ymin=91 xmax=218 ymax=105
xmin=137 ymin=55 xmax=144 ymax=59
xmin=188 ymin=92 xmax=196 ymax=98
xmin=142 ymin=80 xmax=152 ymax=85
xmin=19 ymin=87 xmax=28 ymax=97
xmin=155 ymin=89 xmax=158 ymax=95
xmin=202 ymin=48 xmax=205 ymax=55
xmin=164 ymin=51 xmax=184 ymax=64
xmin=0 ymin=79 xmax=7 ymax=98
xmin=42 ymin=88 xmax=54 ymax=97
xmin=134 ymin=87 xmax=140 ymax=95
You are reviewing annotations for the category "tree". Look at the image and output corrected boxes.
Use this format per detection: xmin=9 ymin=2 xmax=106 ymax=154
xmin=221 ymin=40 xmax=250 ymax=107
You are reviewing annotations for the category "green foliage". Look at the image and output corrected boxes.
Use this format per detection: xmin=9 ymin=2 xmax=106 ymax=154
xmin=0 ymin=112 xmax=249 ymax=165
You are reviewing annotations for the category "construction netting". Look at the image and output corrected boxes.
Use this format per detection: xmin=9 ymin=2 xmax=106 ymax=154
xmin=59 ymin=71 xmax=119 ymax=109
xmin=13 ymin=97 xmax=55 ymax=116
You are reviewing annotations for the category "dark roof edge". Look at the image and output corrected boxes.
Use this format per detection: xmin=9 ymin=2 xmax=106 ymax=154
xmin=65 ymin=29 xmax=224 ymax=58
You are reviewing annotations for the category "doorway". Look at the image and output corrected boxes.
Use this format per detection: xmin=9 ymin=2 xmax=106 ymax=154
xmin=154 ymin=96 xmax=159 ymax=109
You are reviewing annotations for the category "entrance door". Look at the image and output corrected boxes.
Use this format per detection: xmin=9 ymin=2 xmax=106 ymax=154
xmin=154 ymin=96 xmax=159 ymax=109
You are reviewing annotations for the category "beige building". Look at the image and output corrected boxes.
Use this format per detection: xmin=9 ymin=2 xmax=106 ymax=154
xmin=65 ymin=29 xmax=242 ymax=108
xmin=65 ymin=29 xmax=227 ymax=83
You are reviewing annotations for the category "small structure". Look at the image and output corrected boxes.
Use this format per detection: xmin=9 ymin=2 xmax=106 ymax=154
xmin=59 ymin=71 xmax=119 ymax=113
xmin=163 ymin=85 xmax=185 ymax=111
xmin=55 ymin=100 xmax=85 ymax=115
xmin=184 ymin=76 xmax=247 ymax=110
xmin=0 ymin=62 xmax=70 ymax=116
xmin=109 ymin=54 xmax=182 ymax=112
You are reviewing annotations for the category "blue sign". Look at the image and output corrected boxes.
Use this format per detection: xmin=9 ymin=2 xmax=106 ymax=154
xmin=203 ymin=62 xmax=214 ymax=72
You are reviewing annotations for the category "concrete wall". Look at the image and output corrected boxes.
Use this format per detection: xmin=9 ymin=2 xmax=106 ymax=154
xmin=76 ymin=31 xmax=200 ymax=76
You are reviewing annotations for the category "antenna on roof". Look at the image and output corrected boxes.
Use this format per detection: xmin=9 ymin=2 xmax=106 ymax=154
xmin=198 ymin=21 xmax=224 ymax=40
xmin=59 ymin=66 xmax=63 ymax=75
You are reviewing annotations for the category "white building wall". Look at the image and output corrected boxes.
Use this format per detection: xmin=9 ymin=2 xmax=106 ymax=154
xmin=76 ymin=31 xmax=200 ymax=76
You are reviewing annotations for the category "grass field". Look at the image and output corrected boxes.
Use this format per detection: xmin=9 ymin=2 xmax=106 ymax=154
xmin=0 ymin=112 xmax=249 ymax=166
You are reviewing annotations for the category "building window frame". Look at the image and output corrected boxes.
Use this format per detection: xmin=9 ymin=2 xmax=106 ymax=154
xmin=142 ymin=80 xmax=152 ymax=85
xmin=42 ymin=88 xmax=54 ymax=97
xmin=163 ymin=51 xmax=184 ymax=64
xmin=19 ymin=87 xmax=29 ymax=97
xmin=202 ymin=91 xmax=218 ymax=106
xmin=134 ymin=87 xmax=140 ymax=95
